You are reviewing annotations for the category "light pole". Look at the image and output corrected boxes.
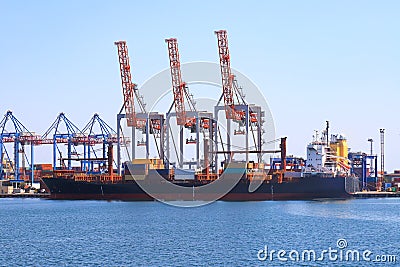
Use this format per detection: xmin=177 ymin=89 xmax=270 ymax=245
xmin=379 ymin=129 xmax=385 ymax=191
xmin=367 ymin=138 xmax=373 ymax=155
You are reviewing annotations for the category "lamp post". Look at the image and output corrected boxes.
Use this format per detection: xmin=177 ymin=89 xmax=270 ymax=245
xmin=379 ymin=129 xmax=385 ymax=191
xmin=367 ymin=138 xmax=373 ymax=156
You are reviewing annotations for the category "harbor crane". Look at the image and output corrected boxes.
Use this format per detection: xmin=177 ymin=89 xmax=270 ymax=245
xmin=41 ymin=113 xmax=87 ymax=171
xmin=165 ymin=38 xmax=197 ymax=129
xmin=214 ymin=30 xmax=264 ymax=169
xmin=165 ymin=38 xmax=213 ymax=169
xmin=114 ymin=41 xmax=146 ymax=129
xmin=81 ymin=113 xmax=126 ymax=172
xmin=0 ymin=111 xmax=40 ymax=183
xmin=214 ymin=30 xmax=246 ymax=122
xmin=115 ymin=41 xmax=165 ymax=174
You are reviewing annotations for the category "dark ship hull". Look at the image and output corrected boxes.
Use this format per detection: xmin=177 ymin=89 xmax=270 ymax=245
xmin=41 ymin=174 xmax=352 ymax=201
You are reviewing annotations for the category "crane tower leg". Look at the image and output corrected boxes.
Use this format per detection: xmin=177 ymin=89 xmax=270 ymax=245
xmin=131 ymin=127 xmax=135 ymax=161
xmin=179 ymin=126 xmax=184 ymax=168
xmin=0 ymin=142 xmax=3 ymax=179
xmin=14 ymin=137 xmax=20 ymax=180
xmin=53 ymin=137 xmax=56 ymax=171
xmin=67 ymin=139 xmax=72 ymax=170
xmin=245 ymin=106 xmax=249 ymax=164
xmin=117 ymin=114 xmax=122 ymax=175
xmin=30 ymin=145 xmax=34 ymax=184
xmin=196 ymin=116 xmax=200 ymax=169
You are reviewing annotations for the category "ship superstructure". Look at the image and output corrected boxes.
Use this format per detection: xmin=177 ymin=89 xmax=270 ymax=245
xmin=305 ymin=124 xmax=351 ymax=177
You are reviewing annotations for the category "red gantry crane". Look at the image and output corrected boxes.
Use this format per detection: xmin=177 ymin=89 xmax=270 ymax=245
xmin=114 ymin=41 xmax=146 ymax=129
xmin=165 ymin=38 xmax=215 ymax=170
xmin=214 ymin=30 xmax=246 ymax=123
xmin=165 ymin=38 xmax=196 ymax=129
xmin=115 ymin=41 xmax=165 ymax=165
xmin=214 ymin=30 xmax=264 ymax=168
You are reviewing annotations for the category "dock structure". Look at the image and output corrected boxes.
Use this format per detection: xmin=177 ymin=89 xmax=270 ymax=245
xmin=351 ymin=191 xmax=400 ymax=198
xmin=0 ymin=193 xmax=50 ymax=198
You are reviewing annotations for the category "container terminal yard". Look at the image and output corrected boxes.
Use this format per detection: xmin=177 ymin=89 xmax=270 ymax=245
xmin=1 ymin=30 xmax=399 ymax=200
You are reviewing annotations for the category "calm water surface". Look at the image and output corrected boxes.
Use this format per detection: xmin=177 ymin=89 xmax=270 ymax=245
xmin=0 ymin=198 xmax=399 ymax=266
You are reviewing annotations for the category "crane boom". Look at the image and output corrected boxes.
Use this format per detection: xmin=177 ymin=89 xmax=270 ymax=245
xmin=165 ymin=38 xmax=188 ymax=126
xmin=114 ymin=41 xmax=137 ymax=127
xmin=214 ymin=30 xmax=243 ymax=121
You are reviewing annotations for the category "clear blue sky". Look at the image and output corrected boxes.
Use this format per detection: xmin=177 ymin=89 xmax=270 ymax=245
xmin=1 ymin=1 xmax=399 ymax=171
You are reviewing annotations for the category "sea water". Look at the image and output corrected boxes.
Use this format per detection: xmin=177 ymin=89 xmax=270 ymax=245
xmin=0 ymin=198 xmax=399 ymax=266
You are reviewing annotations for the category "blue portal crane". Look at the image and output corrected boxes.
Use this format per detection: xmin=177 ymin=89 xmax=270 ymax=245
xmin=0 ymin=111 xmax=40 ymax=183
xmin=81 ymin=113 xmax=123 ymax=172
xmin=41 ymin=113 xmax=86 ymax=171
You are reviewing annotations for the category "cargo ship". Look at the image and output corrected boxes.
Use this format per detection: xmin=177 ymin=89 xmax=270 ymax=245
xmin=41 ymin=130 xmax=358 ymax=201
xmin=41 ymin=172 xmax=350 ymax=201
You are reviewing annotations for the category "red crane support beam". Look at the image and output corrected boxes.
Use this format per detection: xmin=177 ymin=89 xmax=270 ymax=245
xmin=114 ymin=41 xmax=136 ymax=127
